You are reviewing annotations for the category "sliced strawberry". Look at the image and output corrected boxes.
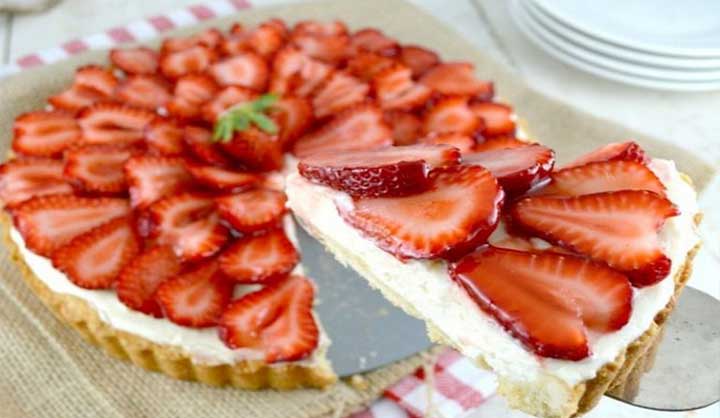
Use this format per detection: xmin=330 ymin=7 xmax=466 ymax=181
xmin=474 ymin=135 xmax=528 ymax=152
xmin=311 ymin=71 xmax=369 ymax=118
xmin=215 ymin=189 xmax=287 ymax=233
xmin=156 ymin=260 xmax=234 ymax=328
xmin=148 ymin=192 xmax=229 ymax=260
xmin=270 ymin=96 xmax=313 ymax=148
xmin=450 ymin=246 xmax=632 ymax=360
xmin=372 ymin=64 xmax=432 ymax=111
xmin=110 ymin=47 xmax=159 ymax=75
xmin=78 ymin=104 xmax=154 ymax=146
xmin=292 ymin=20 xmax=348 ymax=37
xmin=422 ymin=96 xmax=479 ymax=135
xmin=52 ymin=216 xmax=140 ymax=289
xmin=218 ymin=228 xmax=299 ymax=283
xmin=420 ymin=63 xmax=493 ymax=97
xmin=349 ymin=28 xmax=399 ymax=56
xmin=269 ymin=47 xmax=333 ymax=97
xmin=399 ymin=45 xmax=439 ymax=77
xmin=0 ymin=158 xmax=72 ymax=207
xmin=115 ymin=75 xmax=172 ymax=110
xmin=470 ymin=102 xmax=515 ymax=136
xmin=236 ymin=21 xmax=286 ymax=58
xmin=298 ymin=144 xmax=461 ymax=198
xmin=201 ymin=86 xmax=255 ymax=122
xmin=540 ymin=160 xmax=666 ymax=197
xmin=346 ymin=51 xmax=396 ymax=81
xmin=183 ymin=125 xmax=233 ymax=166
xmin=64 ymin=145 xmax=133 ymax=194
xmin=75 ymin=65 xmax=118 ymax=97
xmin=167 ymin=74 xmax=220 ymax=120
xmin=564 ymin=141 xmax=649 ymax=169
xmin=209 ymin=52 xmax=269 ymax=91
xmin=218 ymin=274 xmax=319 ymax=362
xmin=383 ymin=110 xmax=421 ymax=146
xmin=48 ymin=85 xmax=108 ymax=113
xmin=221 ymin=128 xmax=284 ymax=171
xmin=159 ymin=45 xmax=217 ymax=79
xmin=339 ymin=165 xmax=503 ymax=260
xmin=124 ymin=156 xmax=193 ymax=208
xmin=12 ymin=110 xmax=80 ymax=157
xmin=144 ymin=118 xmax=185 ymax=156
xmin=117 ymin=245 xmax=181 ymax=317
xmin=291 ymin=33 xmax=349 ymax=64
xmin=11 ymin=195 xmax=130 ymax=256
xmin=419 ymin=133 xmax=475 ymax=153
xmin=187 ymin=164 xmax=260 ymax=191
xmin=161 ymin=28 xmax=224 ymax=53
xmin=511 ymin=190 xmax=679 ymax=287
xmin=293 ymin=104 xmax=392 ymax=158
xmin=464 ymin=145 xmax=555 ymax=195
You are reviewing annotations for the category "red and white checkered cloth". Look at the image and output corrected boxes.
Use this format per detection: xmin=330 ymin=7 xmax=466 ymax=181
xmin=0 ymin=2 xmax=502 ymax=417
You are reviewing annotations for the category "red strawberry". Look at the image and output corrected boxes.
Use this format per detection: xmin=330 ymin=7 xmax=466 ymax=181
xmin=148 ymin=192 xmax=229 ymax=260
xmin=339 ymin=165 xmax=503 ymax=260
xmin=0 ymin=158 xmax=72 ymax=207
xmin=311 ymin=71 xmax=369 ymax=118
xmin=218 ymin=228 xmax=299 ymax=283
xmin=156 ymin=260 xmax=234 ymax=328
xmin=115 ymin=75 xmax=172 ymax=110
xmin=13 ymin=110 xmax=80 ymax=157
xmin=293 ymin=105 xmax=392 ymax=158
xmin=269 ymin=47 xmax=333 ymax=97
xmin=78 ymin=104 xmax=154 ymax=146
xmin=564 ymin=141 xmax=649 ymax=169
xmin=218 ymin=274 xmax=319 ymax=362
xmin=470 ymin=102 xmax=515 ymax=136
xmin=75 ymin=65 xmax=118 ymax=97
xmin=270 ymin=96 xmax=313 ymax=148
xmin=183 ymin=125 xmax=233 ymax=166
xmin=124 ymin=156 xmax=193 ymax=208
xmin=224 ymin=21 xmax=286 ymax=58
xmin=48 ymin=85 xmax=108 ymax=113
xmin=449 ymin=246 xmax=632 ymax=360
xmin=422 ymin=96 xmax=479 ymax=135
xmin=419 ymin=133 xmax=475 ymax=153
xmin=292 ymin=20 xmax=348 ymax=37
xmin=187 ymin=164 xmax=260 ymax=191
xmin=221 ymin=128 xmax=284 ymax=171
xmin=161 ymin=28 xmax=223 ymax=53
xmin=298 ymin=144 xmax=461 ymax=198
xmin=64 ymin=145 xmax=133 ymax=194
xmin=292 ymin=33 xmax=349 ymax=64
xmin=346 ymin=51 xmax=396 ymax=81
xmin=209 ymin=52 xmax=269 ymax=91
xmin=420 ymin=63 xmax=493 ymax=96
xmin=144 ymin=118 xmax=185 ymax=156
xmin=372 ymin=65 xmax=432 ymax=111
xmin=201 ymin=86 xmax=255 ymax=122
xmin=159 ymin=45 xmax=217 ymax=79
xmin=11 ymin=195 xmax=130 ymax=256
xmin=474 ymin=135 xmax=528 ymax=152
xmin=511 ymin=190 xmax=679 ymax=287
xmin=215 ymin=189 xmax=287 ymax=233
xmin=167 ymin=74 xmax=220 ymax=120
xmin=117 ymin=245 xmax=181 ymax=317
xmin=399 ymin=45 xmax=439 ymax=77
xmin=383 ymin=110 xmax=421 ymax=146
xmin=349 ymin=28 xmax=399 ymax=56
xmin=540 ymin=160 xmax=666 ymax=197
xmin=110 ymin=47 xmax=159 ymax=75
xmin=52 ymin=216 xmax=140 ymax=289
xmin=464 ymin=145 xmax=555 ymax=195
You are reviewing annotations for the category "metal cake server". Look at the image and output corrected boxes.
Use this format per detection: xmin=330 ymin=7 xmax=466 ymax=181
xmin=299 ymin=224 xmax=720 ymax=411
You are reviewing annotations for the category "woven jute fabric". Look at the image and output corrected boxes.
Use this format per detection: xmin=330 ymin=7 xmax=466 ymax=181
xmin=0 ymin=1 xmax=715 ymax=418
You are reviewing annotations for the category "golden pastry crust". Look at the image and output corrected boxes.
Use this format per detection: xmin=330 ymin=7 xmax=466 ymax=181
xmin=1 ymin=214 xmax=337 ymax=390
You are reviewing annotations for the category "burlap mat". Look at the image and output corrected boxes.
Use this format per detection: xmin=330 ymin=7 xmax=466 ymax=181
xmin=0 ymin=1 xmax=715 ymax=418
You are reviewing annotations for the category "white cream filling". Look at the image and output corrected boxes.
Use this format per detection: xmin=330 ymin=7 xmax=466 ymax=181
xmin=9 ymin=215 xmax=330 ymax=367
xmin=285 ymin=158 xmax=699 ymax=386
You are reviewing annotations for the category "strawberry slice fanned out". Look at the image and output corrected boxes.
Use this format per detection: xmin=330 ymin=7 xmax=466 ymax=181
xmin=218 ymin=274 xmax=319 ymax=362
xmin=564 ymin=141 xmax=649 ymax=169
xmin=110 ymin=47 xmax=159 ymax=75
xmin=540 ymin=160 xmax=666 ymax=197
xmin=221 ymin=129 xmax=285 ymax=171
xmin=419 ymin=132 xmax=475 ymax=153
xmin=75 ymin=65 xmax=118 ymax=97
xmin=464 ymin=144 xmax=555 ymax=196
xmin=349 ymin=28 xmax=399 ymax=56
xmin=0 ymin=158 xmax=73 ymax=207
xmin=117 ymin=245 xmax=181 ymax=317
xmin=159 ymin=45 xmax=217 ymax=79
xmin=298 ymin=144 xmax=461 ymax=198
xmin=144 ymin=118 xmax=185 ymax=156
xmin=215 ymin=188 xmax=287 ymax=233
xmin=311 ymin=71 xmax=369 ymax=118
xmin=372 ymin=65 xmax=432 ymax=111
xmin=474 ymin=135 xmax=528 ymax=152
xmin=347 ymin=51 xmax=396 ymax=81
xmin=148 ymin=192 xmax=229 ymax=260
xmin=64 ymin=145 xmax=134 ymax=194
xmin=449 ymin=246 xmax=632 ymax=360
xmin=422 ymin=96 xmax=480 ymax=136
xmin=115 ymin=75 xmax=172 ymax=110
xmin=48 ymin=84 xmax=108 ymax=113
xmin=269 ymin=47 xmax=334 ymax=97
xmin=293 ymin=105 xmax=392 ymax=158
xmin=124 ymin=156 xmax=193 ymax=208
xmin=511 ymin=190 xmax=679 ymax=287
xmin=201 ymin=86 xmax=255 ymax=122
xmin=399 ymin=45 xmax=440 ymax=77
xmin=470 ymin=102 xmax=516 ymax=137
xmin=78 ymin=104 xmax=154 ymax=146
xmin=339 ymin=165 xmax=503 ymax=260
xmin=187 ymin=164 xmax=260 ymax=191
xmin=270 ymin=96 xmax=313 ymax=149
xmin=219 ymin=228 xmax=299 ymax=283
xmin=156 ymin=260 xmax=234 ymax=328
xmin=52 ymin=216 xmax=140 ymax=289
xmin=167 ymin=74 xmax=220 ymax=120
xmin=13 ymin=110 xmax=80 ymax=157
xmin=420 ymin=62 xmax=492 ymax=97
xmin=183 ymin=125 xmax=233 ymax=167
xmin=384 ymin=110 xmax=421 ymax=146
xmin=209 ymin=52 xmax=269 ymax=91
xmin=291 ymin=25 xmax=349 ymax=64
xmin=11 ymin=195 xmax=130 ymax=256
xmin=161 ymin=28 xmax=223 ymax=54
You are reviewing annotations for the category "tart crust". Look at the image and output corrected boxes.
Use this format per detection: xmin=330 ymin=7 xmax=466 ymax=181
xmin=1 ymin=214 xmax=337 ymax=390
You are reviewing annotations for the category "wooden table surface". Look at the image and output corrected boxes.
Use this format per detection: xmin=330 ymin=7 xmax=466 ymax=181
xmin=0 ymin=1 xmax=717 ymax=417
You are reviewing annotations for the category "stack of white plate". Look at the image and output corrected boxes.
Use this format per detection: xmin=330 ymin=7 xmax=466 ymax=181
xmin=509 ymin=0 xmax=720 ymax=91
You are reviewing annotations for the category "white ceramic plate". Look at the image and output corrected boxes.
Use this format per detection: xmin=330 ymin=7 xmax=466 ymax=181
xmin=532 ymin=0 xmax=720 ymax=58
xmin=510 ymin=0 xmax=720 ymax=91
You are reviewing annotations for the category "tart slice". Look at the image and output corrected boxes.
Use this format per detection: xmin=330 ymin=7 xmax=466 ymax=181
xmin=287 ymin=140 xmax=701 ymax=417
